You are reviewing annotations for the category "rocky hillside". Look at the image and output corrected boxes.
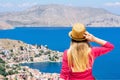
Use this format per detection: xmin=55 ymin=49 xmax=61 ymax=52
xmin=0 ymin=4 xmax=120 ymax=29
xmin=0 ymin=21 xmax=13 ymax=30
xmin=0 ymin=39 xmax=61 ymax=80
xmin=0 ymin=39 xmax=63 ymax=63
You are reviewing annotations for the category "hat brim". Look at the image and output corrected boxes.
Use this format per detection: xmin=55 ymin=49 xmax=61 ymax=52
xmin=69 ymin=31 xmax=86 ymax=41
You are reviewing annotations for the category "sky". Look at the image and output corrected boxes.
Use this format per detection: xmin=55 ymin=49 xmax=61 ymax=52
xmin=0 ymin=0 xmax=120 ymax=15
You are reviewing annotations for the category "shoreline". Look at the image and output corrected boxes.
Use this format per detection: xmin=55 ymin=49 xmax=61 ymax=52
xmin=20 ymin=60 xmax=62 ymax=64
xmin=1 ymin=26 xmax=120 ymax=30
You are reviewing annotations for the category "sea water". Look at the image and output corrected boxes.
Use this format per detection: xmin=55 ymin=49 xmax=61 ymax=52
xmin=1 ymin=27 xmax=120 ymax=79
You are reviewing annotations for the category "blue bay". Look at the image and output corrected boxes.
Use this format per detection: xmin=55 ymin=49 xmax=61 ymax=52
xmin=0 ymin=27 xmax=120 ymax=79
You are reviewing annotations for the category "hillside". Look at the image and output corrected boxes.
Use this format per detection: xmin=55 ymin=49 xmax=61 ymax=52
xmin=0 ymin=21 xmax=13 ymax=30
xmin=0 ymin=4 xmax=120 ymax=29
xmin=0 ymin=39 xmax=61 ymax=79
xmin=0 ymin=39 xmax=62 ymax=63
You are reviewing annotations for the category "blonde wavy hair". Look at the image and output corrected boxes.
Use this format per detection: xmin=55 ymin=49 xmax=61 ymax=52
xmin=67 ymin=40 xmax=93 ymax=72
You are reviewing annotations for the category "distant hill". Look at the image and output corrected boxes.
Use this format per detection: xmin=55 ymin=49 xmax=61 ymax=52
xmin=0 ymin=21 xmax=13 ymax=30
xmin=0 ymin=4 xmax=120 ymax=29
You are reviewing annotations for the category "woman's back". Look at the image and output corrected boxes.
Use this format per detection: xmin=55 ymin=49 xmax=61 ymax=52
xmin=60 ymin=23 xmax=114 ymax=80
xmin=60 ymin=42 xmax=114 ymax=80
xmin=67 ymin=40 xmax=91 ymax=72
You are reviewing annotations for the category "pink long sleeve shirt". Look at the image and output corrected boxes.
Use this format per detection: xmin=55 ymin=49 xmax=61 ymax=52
xmin=60 ymin=42 xmax=114 ymax=80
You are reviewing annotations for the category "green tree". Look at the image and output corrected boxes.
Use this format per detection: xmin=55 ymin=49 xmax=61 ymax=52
xmin=0 ymin=58 xmax=5 ymax=63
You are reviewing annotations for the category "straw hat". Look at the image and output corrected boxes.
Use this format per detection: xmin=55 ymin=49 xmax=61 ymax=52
xmin=69 ymin=23 xmax=86 ymax=41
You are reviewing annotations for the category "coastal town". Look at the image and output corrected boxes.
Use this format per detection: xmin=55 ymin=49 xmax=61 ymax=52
xmin=0 ymin=39 xmax=63 ymax=80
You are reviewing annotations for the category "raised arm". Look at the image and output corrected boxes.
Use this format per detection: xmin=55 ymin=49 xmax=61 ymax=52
xmin=84 ymin=31 xmax=114 ymax=57
xmin=84 ymin=31 xmax=107 ymax=45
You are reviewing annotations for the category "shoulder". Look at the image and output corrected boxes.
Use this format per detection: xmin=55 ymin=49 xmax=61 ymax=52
xmin=62 ymin=50 xmax=68 ymax=61
xmin=63 ymin=50 xmax=68 ymax=57
xmin=64 ymin=50 xmax=68 ymax=53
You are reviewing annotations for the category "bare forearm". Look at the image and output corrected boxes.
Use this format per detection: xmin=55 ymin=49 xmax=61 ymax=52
xmin=93 ymin=37 xmax=107 ymax=45
xmin=84 ymin=32 xmax=107 ymax=45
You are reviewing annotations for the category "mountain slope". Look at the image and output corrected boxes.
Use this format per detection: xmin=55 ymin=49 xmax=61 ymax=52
xmin=0 ymin=4 xmax=120 ymax=29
